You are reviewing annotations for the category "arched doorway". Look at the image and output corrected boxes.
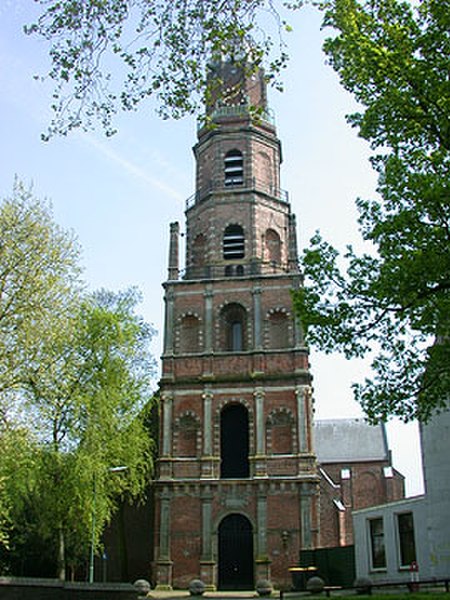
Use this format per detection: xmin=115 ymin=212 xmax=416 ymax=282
xmin=218 ymin=514 xmax=254 ymax=590
xmin=220 ymin=404 xmax=249 ymax=478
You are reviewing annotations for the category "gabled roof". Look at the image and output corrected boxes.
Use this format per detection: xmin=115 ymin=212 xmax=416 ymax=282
xmin=314 ymin=418 xmax=389 ymax=464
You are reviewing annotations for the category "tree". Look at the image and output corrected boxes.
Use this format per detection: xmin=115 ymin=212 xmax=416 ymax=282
xmin=24 ymin=0 xmax=448 ymax=420
xmin=16 ymin=288 xmax=156 ymax=579
xmin=0 ymin=179 xmax=82 ymax=413
xmin=25 ymin=0 xmax=290 ymax=138
xmin=295 ymin=0 xmax=450 ymax=422
xmin=0 ymin=427 xmax=34 ymax=554
xmin=0 ymin=180 xmax=81 ymax=550
xmin=0 ymin=183 xmax=157 ymax=577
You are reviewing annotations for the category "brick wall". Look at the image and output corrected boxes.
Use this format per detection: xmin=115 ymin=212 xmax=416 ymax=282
xmin=318 ymin=460 xmax=405 ymax=547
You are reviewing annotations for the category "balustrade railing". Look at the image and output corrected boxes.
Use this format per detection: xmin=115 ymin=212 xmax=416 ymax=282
xmin=186 ymin=177 xmax=289 ymax=210
xmin=198 ymin=105 xmax=276 ymax=129
xmin=175 ymin=260 xmax=298 ymax=281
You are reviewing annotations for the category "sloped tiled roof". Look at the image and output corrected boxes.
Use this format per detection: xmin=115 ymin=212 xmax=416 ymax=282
xmin=314 ymin=418 xmax=389 ymax=463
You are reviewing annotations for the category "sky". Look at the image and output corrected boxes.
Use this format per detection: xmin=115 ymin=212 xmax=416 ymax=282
xmin=0 ymin=2 xmax=424 ymax=496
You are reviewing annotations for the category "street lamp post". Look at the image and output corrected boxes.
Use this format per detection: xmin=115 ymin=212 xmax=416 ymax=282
xmin=89 ymin=466 xmax=128 ymax=584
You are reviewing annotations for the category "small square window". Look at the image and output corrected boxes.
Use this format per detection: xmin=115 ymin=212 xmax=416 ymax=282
xmin=341 ymin=468 xmax=351 ymax=480
xmin=384 ymin=466 xmax=393 ymax=478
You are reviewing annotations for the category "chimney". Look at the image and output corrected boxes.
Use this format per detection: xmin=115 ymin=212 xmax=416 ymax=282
xmin=168 ymin=222 xmax=180 ymax=280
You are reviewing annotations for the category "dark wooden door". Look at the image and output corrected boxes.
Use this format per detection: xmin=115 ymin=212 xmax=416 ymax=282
xmin=218 ymin=514 xmax=254 ymax=590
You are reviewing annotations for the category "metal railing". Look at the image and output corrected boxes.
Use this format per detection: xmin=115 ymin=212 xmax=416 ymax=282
xmin=186 ymin=176 xmax=289 ymax=210
xmin=175 ymin=261 xmax=298 ymax=281
xmin=198 ymin=104 xmax=276 ymax=129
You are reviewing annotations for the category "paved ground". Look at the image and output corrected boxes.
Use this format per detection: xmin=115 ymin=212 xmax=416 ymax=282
xmin=148 ymin=592 xmax=262 ymax=599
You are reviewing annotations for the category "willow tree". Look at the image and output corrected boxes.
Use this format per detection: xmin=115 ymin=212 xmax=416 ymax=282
xmin=17 ymin=289 xmax=156 ymax=579
xmin=0 ymin=184 xmax=156 ymax=577
xmin=0 ymin=181 xmax=81 ymax=550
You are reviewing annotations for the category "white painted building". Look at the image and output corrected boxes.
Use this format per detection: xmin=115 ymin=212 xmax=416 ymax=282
xmin=353 ymin=404 xmax=450 ymax=583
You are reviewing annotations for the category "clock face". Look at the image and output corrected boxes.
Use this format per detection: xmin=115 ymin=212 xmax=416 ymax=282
xmin=223 ymin=85 xmax=239 ymax=106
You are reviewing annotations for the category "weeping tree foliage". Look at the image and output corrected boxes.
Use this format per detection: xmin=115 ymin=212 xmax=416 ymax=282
xmin=25 ymin=0 xmax=292 ymax=138
xmin=0 ymin=427 xmax=34 ymax=554
xmin=0 ymin=184 xmax=157 ymax=577
xmin=20 ymin=288 xmax=156 ymax=579
xmin=295 ymin=0 xmax=450 ymax=423
xmin=0 ymin=180 xmax=81 ymax=553
xmin=0 ymin=179 xmax=82 ymax=408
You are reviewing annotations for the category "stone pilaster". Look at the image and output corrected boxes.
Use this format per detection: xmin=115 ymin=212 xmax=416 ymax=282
xmin=254 ymin=387 xmax=267 ymax=477
xmin=300 ymin=489 xmax=313 ymax=549
xmin=252 ymin=287 xmax=263 ymax=350
xmin=163 ymin=289 xmax=175 ymax=354
xmin=200 ymin=486 xmax=216 ymax=589
xmin=159 ymin=393 xmax=173 ymax=480
xmin=201 ymin=389 xmax=215 ymax=478
xmin=155 ymin=488 xmax=173 ymax=590
xmin=296 ymin=385 xmax=312 ymax=455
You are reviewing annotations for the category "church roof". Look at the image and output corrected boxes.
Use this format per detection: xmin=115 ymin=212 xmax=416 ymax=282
xmin=314 ymin=418 xmax=389 ymax=464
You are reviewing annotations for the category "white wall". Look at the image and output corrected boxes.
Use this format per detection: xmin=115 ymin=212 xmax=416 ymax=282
xmin=353 ymin=496 xmax=428 ymax=583
xmin=420 ymin=403 xmax=450 ymax=578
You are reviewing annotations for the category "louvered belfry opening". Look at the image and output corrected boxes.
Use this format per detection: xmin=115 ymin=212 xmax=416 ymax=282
xmin=223 ymin=224 xmax=245 ymax=260
xmin=224 ymin=150 xmax=244 ymax=186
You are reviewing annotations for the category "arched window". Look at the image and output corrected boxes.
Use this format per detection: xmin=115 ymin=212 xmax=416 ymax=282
xmin=220 ymin=404 xmax=250 ymax=478
xmin=223 ymin=224 xmax=245 ymax=260
xmin=220 ymin=303 xmax=247 ymax=351
xmin=267 ymin=310 xmax=289 ymax=349
xmin=179 ymin=314 xmax=200 ymax=353
xmin=224 ymin=150 xmax=244 ymax=186
xmin=265 ymin=228 xmax=281 ymax=264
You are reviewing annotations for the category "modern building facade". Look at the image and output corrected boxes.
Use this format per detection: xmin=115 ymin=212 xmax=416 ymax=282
xmin=153 ymin=60 xmax=319 ymax=590
xmin=353 ymin=403 xmax=450 ymax=583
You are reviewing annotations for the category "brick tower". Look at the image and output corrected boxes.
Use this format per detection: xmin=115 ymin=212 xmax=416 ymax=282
xmin=154 ymin=59 xmax=319 ymax=591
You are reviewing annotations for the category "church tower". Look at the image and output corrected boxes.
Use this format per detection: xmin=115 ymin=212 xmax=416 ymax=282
xmin=154 ymin=59 xmax=319 ymax=591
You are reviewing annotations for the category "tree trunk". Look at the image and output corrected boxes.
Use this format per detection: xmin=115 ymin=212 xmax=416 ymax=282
xmin=57 ymin=526 xmax=66 ymax=580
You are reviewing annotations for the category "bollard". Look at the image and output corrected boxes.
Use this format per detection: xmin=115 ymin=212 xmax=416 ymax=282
xmin=134 ymin=579 xmax=151 ymax=599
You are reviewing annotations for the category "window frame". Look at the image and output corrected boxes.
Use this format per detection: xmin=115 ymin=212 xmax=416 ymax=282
xmin=368 ymin=517 xmax=387 ymax=571
xmin=396 ymin=511 xmax=417 ymax=569
xmin=224 ymin=149 xmax=244 ymax=187
xmin=223 ymin=224 xmax=245 ymax=260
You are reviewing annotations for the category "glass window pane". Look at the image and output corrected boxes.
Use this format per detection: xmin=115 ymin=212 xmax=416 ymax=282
xmin=398 ymin=512 xmax=416 ymax=567
xmin=369 ymin=518 xmax=386 ymax=569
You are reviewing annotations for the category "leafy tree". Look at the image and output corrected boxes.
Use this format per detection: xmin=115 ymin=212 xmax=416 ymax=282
xmin=0 ymin=179 xmax=82 ymax=413
xmin=25 ymin=0 xmax=289 ymax=138
xmin=18 ymin=289 xmax=156 ymax=579
xmin=0 ymin=180 xmax=81 ymax=550
xmin=295 ymin=0 xmax=450 ymax=422
xmin=0 ymin=183 xmax=157 ymax=577
xmin=24 ymin=0 xmax=448 ymax=423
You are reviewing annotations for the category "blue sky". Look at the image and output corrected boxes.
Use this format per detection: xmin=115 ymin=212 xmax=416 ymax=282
xmin=0 ymin=2 xmax=423 ymax=495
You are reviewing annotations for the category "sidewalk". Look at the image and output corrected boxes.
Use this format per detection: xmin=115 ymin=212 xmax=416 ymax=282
xmin=148 ymin=592 xmax=261 ymax=600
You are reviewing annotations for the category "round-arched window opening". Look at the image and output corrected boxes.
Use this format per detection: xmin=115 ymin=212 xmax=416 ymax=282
xmin=220 ymin=303 xmax=247 ymax=352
